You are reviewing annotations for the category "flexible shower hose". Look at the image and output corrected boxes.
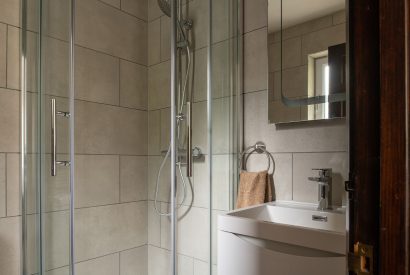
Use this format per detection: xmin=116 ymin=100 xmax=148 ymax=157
xmin=154 ymin=26 xmax=192 ymax=216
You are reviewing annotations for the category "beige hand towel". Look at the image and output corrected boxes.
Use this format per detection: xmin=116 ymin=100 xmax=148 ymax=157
xmin=236 ymin=170 xmax=273 ymax=209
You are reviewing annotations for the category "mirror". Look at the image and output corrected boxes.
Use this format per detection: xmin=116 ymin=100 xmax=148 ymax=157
xmin=268 ymin=0 xmax=347 ymax=124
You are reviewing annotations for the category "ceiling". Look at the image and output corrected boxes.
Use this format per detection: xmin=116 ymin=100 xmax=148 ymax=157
xmin=268 ymin=0 xmax=345 ymax=33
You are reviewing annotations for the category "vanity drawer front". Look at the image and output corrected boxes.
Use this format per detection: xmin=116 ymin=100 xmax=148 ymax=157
xmin=218 ymin=231 xmax=346 ymax=275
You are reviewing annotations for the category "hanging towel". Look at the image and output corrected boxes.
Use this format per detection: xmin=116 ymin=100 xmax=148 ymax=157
xmin=236 ymin=170 xmax=273 ymax=209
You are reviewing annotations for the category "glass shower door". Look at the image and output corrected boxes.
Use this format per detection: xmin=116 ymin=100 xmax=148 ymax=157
xmin=21 ymin=0 xmax=75 ymax=274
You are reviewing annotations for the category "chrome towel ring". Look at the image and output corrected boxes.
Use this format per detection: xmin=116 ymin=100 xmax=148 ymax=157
xmin=239 ymin=141 xmax=275 ymax=174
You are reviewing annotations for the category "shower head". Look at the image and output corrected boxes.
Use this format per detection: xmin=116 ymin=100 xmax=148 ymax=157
xmin=157 ymin=0 xmax=171 ymax=17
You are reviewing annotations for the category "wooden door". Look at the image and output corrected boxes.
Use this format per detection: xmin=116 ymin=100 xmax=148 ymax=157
xmin=349 ymin=0 xmax=410 ymax=274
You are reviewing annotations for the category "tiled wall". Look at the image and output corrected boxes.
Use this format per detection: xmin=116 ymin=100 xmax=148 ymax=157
xmin=0 ymin=0 xmax=149 ymax=274
xmin=243 ymin=0 xmax=348 ymax=206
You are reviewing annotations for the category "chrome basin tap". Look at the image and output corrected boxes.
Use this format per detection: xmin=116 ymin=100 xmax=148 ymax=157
xmin=308 ymin=169 xmax=332 ymax=210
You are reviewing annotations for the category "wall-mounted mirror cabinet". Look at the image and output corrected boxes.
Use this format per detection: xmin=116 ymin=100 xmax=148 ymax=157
xmin=268 ymin=0 xmax=347 ymax=124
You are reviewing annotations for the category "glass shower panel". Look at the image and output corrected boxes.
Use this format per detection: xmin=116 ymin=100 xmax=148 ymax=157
xmin=22 ymin=0 xmax=74 ymax=274
xmin=210 ymin=0 xmax=241 ymax=273
xmin=21 ymin=0 xmax=41 ymax=274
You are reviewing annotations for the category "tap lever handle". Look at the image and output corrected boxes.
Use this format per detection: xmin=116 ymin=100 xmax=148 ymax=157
xmin=312 ymin=168 xmax=332 ymax=177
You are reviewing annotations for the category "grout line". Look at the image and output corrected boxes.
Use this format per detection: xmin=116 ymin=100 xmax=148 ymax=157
xmin=96 ymin=0 xmax=147 ymax=23
xmin=5 ymin=25 xmax=8 ymax=89
xmin=23 ymin=200 xmax=149 ymax=216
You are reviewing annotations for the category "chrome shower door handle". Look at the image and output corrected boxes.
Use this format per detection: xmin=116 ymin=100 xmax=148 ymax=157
xmin=51 ymin=98 xmax=71 ymax=176
xmin=186 ymin=101 xmax=192 ymax=177
xmin=51 ymin=98 xmax=57 ymax=176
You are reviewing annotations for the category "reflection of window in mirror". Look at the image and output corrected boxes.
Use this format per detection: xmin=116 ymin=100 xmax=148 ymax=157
xmin=308 ymin=52 xmax=330 ymax=119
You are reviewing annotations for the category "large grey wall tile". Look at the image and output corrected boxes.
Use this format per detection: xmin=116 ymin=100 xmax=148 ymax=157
xmin=293 ymin=152 xmax=348 ymax=206
xmin=0 ymin=0 xmax=20 ymax=26
xmin=6 ymin=154 xmax=19 ymax=216
xmin=244 ymin=28 xmax=268 ymax=93
xmin=191 ymin=48 xmax=207 ymax=103
xmin=160 ymin=16 xmax=170 ymax=62
xmin=76 ymin=253 xmax=119 ymax=275
xmin=147 ymin=156 xmax=170 ymax=202
xmin=6 ymin=26 xmax=20 ymax=90
xmin=211 ymin=41 xmax=230 ymax=99
xmin=44 ymin=211 xmax=70 ymax=270
xmin=148 ymin=246 xmax=170 ymax=275
xmin=148 ymin=0 xmax=163 ymax=21
xmin=160 ymin=108 xmax=170 ymax=152
xmin=193 ymin=157 xmax=209 ymax=208
xmin=0 ymin=217 xmax=20 ymax=275
xmin=100 ymin=0 xmax=120 ymax=8
xmin=161 ymin=205 xmax=210 ymax=261
xmin=148 ymin=19 xmax=161 ymax=65
xmin=75 ymin=155 xmax=120 ymax=208
xmin=75 ymin=202 xmax=147 ymax=261
xmin=122 ymin=0 xmax=148 ymax=21
xmin=0 ymin=89 xmax=19 ymax=152
xmin=188 ymin=0 xmax=208 ymax=50
xmin=120 ymin=246 xmax=148 ymax=275
xmin=43 ymin=37 xmax=70 ymax=97
xmin=212 ymin=0 xmax=232 ymax=43
xmin=44 ymin=0 xmax=70 ymax=41
xmin=75 ymin=101 xmax=147 ymax=155
xmin=178 ymin=254 xmax=194 ymax=275
xmin=43 ymin=154 xmax=70 ymax=212
xmin=148 ymin=110 xmax=161 ymax=155
xmin=148 ymin=61 xmax=170 ymax=110
xmin=244 ymin=0 xmax=267 ymax=33
xmin=0 ymin=24 xmax=6 ymax=88
xmin=148 ymin=201 xmax=160 ymax=246
xmin=120 ymin=60 xmax=147 ymax=110
xmin=120 ymin=156 xmax=147 ymax=202
xmin=75 ymin=46 xmax=120 ymax=105
xmin=76 ymin=0 xmax=147 ymax=65
xmin=212 ymin=155 xmax=230 ymax=211
xmin=192 ymin=101 xmax=207 ymax=152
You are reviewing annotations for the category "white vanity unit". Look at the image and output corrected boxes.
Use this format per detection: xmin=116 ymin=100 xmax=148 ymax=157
xmin=218 ymin=202 xmax=347 ymax=275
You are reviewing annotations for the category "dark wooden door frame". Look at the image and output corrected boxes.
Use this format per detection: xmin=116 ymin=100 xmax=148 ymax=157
xmin=350 ymin=0 xmax=410 ymax=274
xmin=349 ymin=0 xmax=381 ymax=273
xmin=380 ymin=0 xmax=410 ymax=273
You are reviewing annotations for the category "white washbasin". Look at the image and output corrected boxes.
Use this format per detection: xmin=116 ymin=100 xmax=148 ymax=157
xmin=228 ymin=201 xmax=346 ymax=233
xmin=218 ymin=201 xmax=347 ymax=275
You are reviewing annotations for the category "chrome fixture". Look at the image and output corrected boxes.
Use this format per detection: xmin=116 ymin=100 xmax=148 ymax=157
xmin=51 ymin=98 xmax=71 ymax=176
xmin=154 ymin=0 xmax=195 ymax=216
xmin=239 ymin=141 xmax=275 ymax=174
xmin=308 ymin=168 xmax=332 ymax=210
xmin=312 ymin=214 xmax=328 ymax=222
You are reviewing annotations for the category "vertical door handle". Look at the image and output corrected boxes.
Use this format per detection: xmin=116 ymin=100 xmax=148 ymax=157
xmin=186 ymin=101 xmax=192 ymax=177
xmin=51 ymin=98 xmax=71 ymax=176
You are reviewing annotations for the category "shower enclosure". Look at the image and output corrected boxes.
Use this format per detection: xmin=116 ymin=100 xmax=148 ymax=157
xmin=20 ymin=0 xmax=242 ymax=274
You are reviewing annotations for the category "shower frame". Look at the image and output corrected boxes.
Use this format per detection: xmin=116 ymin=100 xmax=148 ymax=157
xmin=20 ymin=0 xmax=243 ymax=274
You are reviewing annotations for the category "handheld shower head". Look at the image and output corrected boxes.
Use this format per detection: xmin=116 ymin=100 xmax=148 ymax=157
xmin=157 ymin=0 xmax=171 ymax=17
